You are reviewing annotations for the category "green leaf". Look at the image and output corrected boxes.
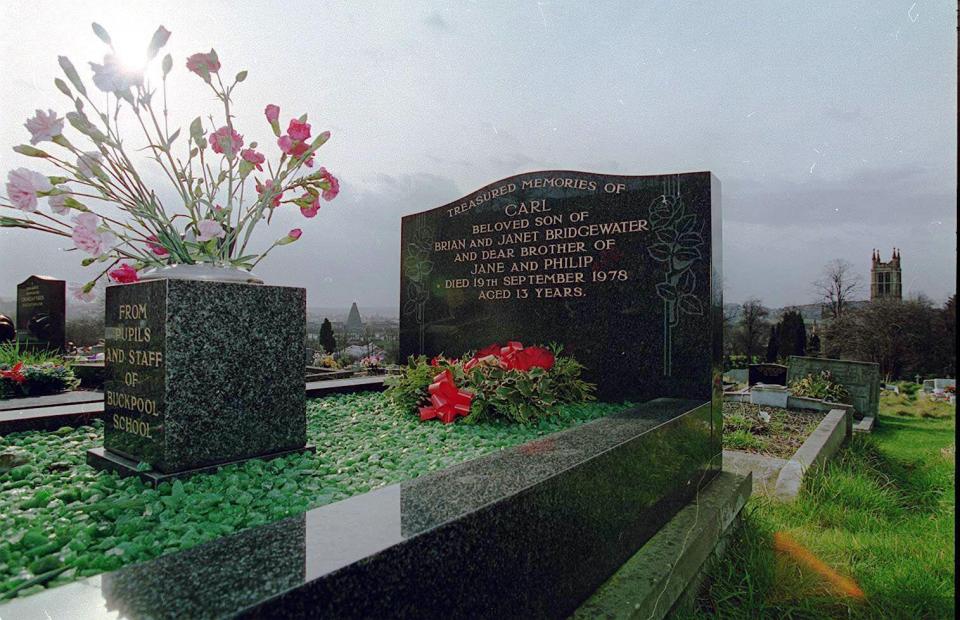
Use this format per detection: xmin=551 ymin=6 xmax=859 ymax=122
xmin=91 ymin=22 xmax=112 ymax=46
xmin=146 ymin=25 xmax=170 ymax=60
xmin=235 ymin=70 xmax=248 ymax=83
xmin=13 ymin=145 xmax=50 ymax=158
xmin=165 ymin=128 xmax=181 ymax=149
xmin=63 ymin=197 xmax=88 ymax=211
xmin=54 ymin=78 xmax=73 ymax=98
xmin=58 ymin=56 xmax=86 ymax=96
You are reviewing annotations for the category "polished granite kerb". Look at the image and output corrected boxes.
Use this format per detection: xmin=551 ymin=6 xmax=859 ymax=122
xmin=2 ymin=397 xmax=720 ymax=619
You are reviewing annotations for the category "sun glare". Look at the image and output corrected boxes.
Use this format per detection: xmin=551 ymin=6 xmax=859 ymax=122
xmin=97 ymin=20 xmax=152 ymax=73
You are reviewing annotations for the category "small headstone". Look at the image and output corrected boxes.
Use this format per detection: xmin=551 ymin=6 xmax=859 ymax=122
xmin=90 ymin=279 xmax=311 ymax=479
xmin=15 ymin=275 xmax=65 ymax=351
xmin=399 ymin=170 xmax=721 ymax=403
xmin=748 ymin=363 xmax=788 ymax=386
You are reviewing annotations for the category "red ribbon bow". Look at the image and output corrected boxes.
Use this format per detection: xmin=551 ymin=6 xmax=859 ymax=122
xmin=419 ymin=369 xmax=474 ymax=424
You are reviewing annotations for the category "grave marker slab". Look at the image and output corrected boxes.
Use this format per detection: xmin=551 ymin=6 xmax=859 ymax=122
xmin=15 ymin=275 xmax=65 ymax=351
xmin=400 ymin=170 xmax=722 ymax=403
xmin=748 ymin=363 xmax=788 ymax=386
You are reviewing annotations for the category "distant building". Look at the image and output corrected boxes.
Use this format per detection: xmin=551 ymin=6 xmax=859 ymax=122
xmin=870 ymin=249 xmax=902 ymax=301
xmin=345 ymin=302 xmax=364 ymax=335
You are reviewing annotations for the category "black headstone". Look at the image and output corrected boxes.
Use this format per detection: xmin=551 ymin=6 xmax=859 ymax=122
xmin=748 ymin=363 xmax=788 ymax=386
xmin=399 ymin=170 xmax=721 ymax=403
xmin=16 ymin=275 xmax=65 ymax=351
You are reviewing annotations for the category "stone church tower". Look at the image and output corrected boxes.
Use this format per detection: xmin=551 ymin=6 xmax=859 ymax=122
xmin=870 ymin=248 xmax=902 ymax=301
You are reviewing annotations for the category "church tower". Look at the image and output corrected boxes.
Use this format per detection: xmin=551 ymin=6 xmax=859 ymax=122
xmin=870 ymin=248 xmax=902 ymax=301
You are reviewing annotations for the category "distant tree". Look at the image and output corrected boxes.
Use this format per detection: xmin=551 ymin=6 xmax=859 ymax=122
xmin=318 ymin=318 xmax=336 ymax=354
xmin=936 ymin=295 xmax=956 ymax=376
xmin=807 ymin=332 xmax=821 ymax=357
xmin=777 ymin=309 xmax=807 ymax=359
xmin=722 ymin=305 xmax=739 ymax=358
xmin=814 ymin=259 xmax=863 ymax=320
xmin=733 ymin=298 xmax=769 ymax=361
xmin=823 ymin=298 xmax=943 ymax=380
xmin=765 ymin=324 xmax=780 ymax=363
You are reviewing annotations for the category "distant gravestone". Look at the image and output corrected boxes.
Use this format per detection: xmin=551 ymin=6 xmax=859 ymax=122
xmin=787 ymin=355 xmax=879 ymax=417
xmin=748 ymin=363 xmax=787 ymax=386
xmin=399 ymin=170 xmax=721 ymax=403
xmin=16 ymin=275 xmax=65 ymax=351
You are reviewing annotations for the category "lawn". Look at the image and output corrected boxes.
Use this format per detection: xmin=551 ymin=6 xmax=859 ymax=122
xmin=679 ymin=389 xmax=955 ymax=619
xmin=0 ymin=391 xmax=629 ymax=600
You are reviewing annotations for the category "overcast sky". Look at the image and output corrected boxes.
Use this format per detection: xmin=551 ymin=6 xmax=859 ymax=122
xmin=0 ymin=1 xmax=955 ymax=311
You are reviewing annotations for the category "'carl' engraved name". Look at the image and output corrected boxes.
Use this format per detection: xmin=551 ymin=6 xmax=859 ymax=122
xmin=106 ymin=302 xmax=162 ymax=439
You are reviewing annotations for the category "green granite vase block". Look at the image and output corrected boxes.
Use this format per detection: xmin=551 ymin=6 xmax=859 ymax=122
xmin=99 ymin=279 xmax=306 ymax=474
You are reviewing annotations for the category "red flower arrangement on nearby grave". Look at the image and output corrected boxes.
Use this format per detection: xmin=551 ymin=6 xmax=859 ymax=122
xmin=0 ymin=362 xmax=26 ymax=384
xmin=388 ymin=341 xmax=593 ymax=425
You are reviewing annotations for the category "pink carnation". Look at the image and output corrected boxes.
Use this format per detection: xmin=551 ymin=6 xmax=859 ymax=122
xmin=241 ymin=148 xmax=265 ymax=171
xmin=319 ymin=167 xmax=340 ymax=201
xmin=196 ymin=219 xmax=226 ymax=242
xmin=71 ymin=212 xmax=116 ymax=257
xmin=186 ymin=50 xmax=220 ymax=77
xmin=109 ymin=263 xmax=139 ymax=284
xmin=264 ymin=105 xmax=280 ymax=124
xmin=300 ymin=195 xmax=320 ymax=218
xmin=287 ymin=119 xmax=311 ymax=142
xmin=256 ymin=179 xmax=283 ymax=208
xmin=277 ymin=134 xmax=309 ymax=158
xmin=69 ymin=282 xmax=96 ymax=303
xmin=5 ymin=168 xmax=52 ymax=212
xmin=24 ymin=109 xmax=64 ymax=145
xmin=209 ymin=126 xmax=243 ymax=157
xmin=48 ymin=186 xmax=70 ymax=215
xmin=145 ymin=234 xmax=169 ymax=257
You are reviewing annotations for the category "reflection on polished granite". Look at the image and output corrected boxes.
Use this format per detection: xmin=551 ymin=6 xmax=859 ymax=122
xmin=0 ymin=398 xmax=719 ymax=619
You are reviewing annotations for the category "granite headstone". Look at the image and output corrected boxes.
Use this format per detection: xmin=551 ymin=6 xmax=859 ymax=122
xmin=399 ymin=170 xmax=722 ymax=403
xmin=88 ymin=278 xmax=311 ymax=479
xmin=748 ymin=363 xmax=787 ymax=386
xmin=15 ymin=275 xmax=65 ymax=351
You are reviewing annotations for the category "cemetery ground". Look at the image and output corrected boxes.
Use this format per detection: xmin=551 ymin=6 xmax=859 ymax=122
xmin=722 ymin=401 xmax=825 ymax=459
xmin=0 ymin=392 xmax=630 ymax=599
xmin=679 ymin=387 xmax=955 ymax=619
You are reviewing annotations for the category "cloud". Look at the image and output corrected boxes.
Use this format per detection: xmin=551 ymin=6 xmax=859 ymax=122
xmin=823 ymin=104 xmax=864 ymax=123
xmin=723 ymin=164 xmax=951 ymax=227
xmin=423 ymin=11 xmax=451 ymax=31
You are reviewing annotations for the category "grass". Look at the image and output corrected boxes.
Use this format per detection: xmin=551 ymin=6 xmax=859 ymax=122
xmin=0 ymin=341 xmax=64 ymax=367
xmin=0 ymin=391 xmax=628 ymax=599
xmin=679 ymin=392 xmax=955 ymax=619
xmin=723 ymin=402 xmax=825 ymax=459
